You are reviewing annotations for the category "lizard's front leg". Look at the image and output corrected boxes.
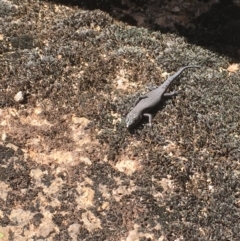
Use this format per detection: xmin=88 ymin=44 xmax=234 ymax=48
xmin=143 ymin=113 xmax=153 ymax=126
xmin=134 ymin=95 xmax=148 ymax=106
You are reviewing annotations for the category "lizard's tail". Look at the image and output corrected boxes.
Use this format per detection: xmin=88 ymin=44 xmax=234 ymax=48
xmin=161 ymin=65 xmax=200 ymax=90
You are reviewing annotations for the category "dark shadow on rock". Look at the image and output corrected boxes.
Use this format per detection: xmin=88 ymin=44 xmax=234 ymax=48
xmin=176 ymin=0 xmax=240 ymax=60
xmin=45 ymin=0 xmax=240 ymax=60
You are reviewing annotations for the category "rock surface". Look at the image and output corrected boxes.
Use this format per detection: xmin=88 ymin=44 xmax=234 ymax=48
xmin=0 ymin=0 xmax=240 ymax=240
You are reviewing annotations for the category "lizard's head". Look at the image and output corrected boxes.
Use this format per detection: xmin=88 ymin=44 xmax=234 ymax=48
xmin=126 ymin=111 xmax=142 ymax=128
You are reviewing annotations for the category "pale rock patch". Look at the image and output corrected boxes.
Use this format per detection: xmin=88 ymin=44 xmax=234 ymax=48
xmin=82 ymin=211 xmax=102 ymax=232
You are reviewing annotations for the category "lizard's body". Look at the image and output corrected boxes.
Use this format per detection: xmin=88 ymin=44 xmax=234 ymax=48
xmin=126 ymin=65 xmax=200 ymax=128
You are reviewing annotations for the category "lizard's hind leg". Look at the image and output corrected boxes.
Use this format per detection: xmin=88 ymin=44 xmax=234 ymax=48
xmin=163 ymin=91 xmax=180 ymax=97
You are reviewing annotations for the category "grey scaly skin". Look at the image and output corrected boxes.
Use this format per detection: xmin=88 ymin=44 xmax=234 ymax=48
xmin=126 ymin=65 xmax=200 ymax=128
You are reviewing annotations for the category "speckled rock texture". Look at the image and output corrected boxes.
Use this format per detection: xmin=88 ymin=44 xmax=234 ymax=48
xmin=0 ymin=0 xmax=240 ymax=240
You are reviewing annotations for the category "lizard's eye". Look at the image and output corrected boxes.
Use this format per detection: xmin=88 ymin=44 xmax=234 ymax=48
xmin=126 ymin=112 xmax=141 ymax=128
xmin=125 ymin=115 xmax=132 ymax=128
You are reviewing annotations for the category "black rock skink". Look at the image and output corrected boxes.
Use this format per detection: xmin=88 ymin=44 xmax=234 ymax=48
xmin=126 ymin=65 xmax=200 ymax=128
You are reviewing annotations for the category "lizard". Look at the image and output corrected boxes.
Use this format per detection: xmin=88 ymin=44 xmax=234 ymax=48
xmin=125 ymin=65 xmax=200 ymax=128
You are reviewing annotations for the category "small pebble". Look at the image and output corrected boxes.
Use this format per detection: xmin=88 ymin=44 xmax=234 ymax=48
xmin=14 ymin=91 xmax=24 ymax=102
xmin=172 ymin=6 xmax=180 ymax=13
